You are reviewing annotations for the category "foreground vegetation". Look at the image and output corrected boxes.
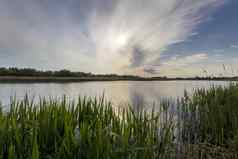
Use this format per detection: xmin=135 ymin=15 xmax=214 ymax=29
xmin=0 ymin=83 xmax=238 ymax=158
xmin=177 ymin=84 xmax=238 ymax=158
xmin=0 ymin=96 xmax=174 ymax=159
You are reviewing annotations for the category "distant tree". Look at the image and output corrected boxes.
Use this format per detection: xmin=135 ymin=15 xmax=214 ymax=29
xmin=54 ymin=69 xmax=74 ymax=77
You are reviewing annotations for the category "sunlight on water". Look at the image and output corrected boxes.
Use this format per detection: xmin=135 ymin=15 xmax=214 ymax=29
xmin=0 ymin=81 xmax=231 ymax=109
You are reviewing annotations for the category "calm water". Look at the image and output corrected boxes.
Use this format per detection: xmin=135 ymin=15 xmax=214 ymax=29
xmin=0 ymin=81 xmax=232 ymax=108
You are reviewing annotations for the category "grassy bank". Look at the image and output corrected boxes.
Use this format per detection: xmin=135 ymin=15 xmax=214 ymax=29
xmin=0 ymin=84 xmax=238 ymax=158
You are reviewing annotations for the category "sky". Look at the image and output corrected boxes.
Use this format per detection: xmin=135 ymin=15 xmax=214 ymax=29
xmin=0 ymin=0 xmax=238 ymax=77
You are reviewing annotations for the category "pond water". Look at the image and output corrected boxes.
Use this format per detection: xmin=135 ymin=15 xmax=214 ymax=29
xmin=0 ymin=81 xmax=232 ymax=109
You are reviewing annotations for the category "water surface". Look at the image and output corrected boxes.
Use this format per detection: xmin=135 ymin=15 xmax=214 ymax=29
xmin=0 ymin=81 xmax=231 ymax=109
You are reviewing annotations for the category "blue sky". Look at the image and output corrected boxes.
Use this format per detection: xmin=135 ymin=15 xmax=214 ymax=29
xmin=157 ymin=0 xmax=238 ymax=77
xmin=164 ymin=0 xmax=238 ymax=55
xmin=0 ymin=0 xmax=237 ymax=77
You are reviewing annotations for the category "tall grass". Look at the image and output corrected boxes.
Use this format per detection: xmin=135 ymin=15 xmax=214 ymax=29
xmin=0 ymin=96 xmax=174 ymax=159
xmin=177 ymin=84 xmax=238 ymax=158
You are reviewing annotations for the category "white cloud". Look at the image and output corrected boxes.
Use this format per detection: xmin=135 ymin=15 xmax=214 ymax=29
xmin=0 ymin=0 xmax=225 ymax=74
xmin=161 ymin=53 xmax=208 ymax=67
xmin=141 ymin=53 xmax=209 ymax=76
xmin=87 ymin=0 xmax=225 ymax=73
xmin=142 ymin=53 xmax=238 ymax=77
xmin=230 ymin=44 xmax=238 ymax=48
xmin=213 ymin=49 xmax=225 ymax=53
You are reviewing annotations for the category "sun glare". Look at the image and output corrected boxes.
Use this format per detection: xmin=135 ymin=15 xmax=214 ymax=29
xmin=115 ymin=34 xmax=128 ymax=47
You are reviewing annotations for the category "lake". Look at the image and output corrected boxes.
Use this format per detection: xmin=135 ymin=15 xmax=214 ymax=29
xmin=0 ymin=80 xmax=232 ymax=109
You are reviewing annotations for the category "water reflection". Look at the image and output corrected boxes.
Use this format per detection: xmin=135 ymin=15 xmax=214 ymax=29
xmin=0 ymin=81 xmax=231 ymax=109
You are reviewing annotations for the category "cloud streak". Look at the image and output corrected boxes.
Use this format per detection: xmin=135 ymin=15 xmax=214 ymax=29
xmin=145 ymin=52 xmax=238 ymax=77
xmin=144 ymin=53 xmax=208 ymax=76
xmin=0 ymin=0 xmax=225 ymax=74
xmin=230 ymin=44 xmax=238 ymax=48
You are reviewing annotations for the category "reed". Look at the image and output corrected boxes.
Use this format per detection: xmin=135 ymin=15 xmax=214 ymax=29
xmin=0 ymin=96 xmax=174 ymax=159
xmin=177 ymin=83 xmax=238 ymax=158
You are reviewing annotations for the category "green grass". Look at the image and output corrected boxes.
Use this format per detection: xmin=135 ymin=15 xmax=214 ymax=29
xmin=0 ymin=96 xmax=174 ymax=159
xmin=0 ymin=83 xmax=238 ymax=158
xmin=177 ymin=84 xmax=238 ymax=158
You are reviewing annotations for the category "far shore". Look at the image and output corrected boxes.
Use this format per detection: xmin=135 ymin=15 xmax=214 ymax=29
xmin=0 ymin=76 xmax=237 ymax=83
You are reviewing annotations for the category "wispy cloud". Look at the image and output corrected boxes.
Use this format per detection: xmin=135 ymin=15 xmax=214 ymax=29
xmin=87 ymin=0 xmax=225 ymax=73
xmin=213 ymin=49 xmax=225 ymax=53
xmin=0 ymin=0 xmax=225 ymax=74
xmin=163 ymin=53 xmax=208 ymax=67
xmin=230 ymin=44 xmax=238 ymax=48
xmin=143 ymin=53 xmax=208 ymax=75
xmin=143 ymin=53 xmax=238 ymax=77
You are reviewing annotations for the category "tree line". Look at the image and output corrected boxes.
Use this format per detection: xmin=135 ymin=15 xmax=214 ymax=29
xmin=0 ymin=67 xmax=141 ymax=78
xmin=1 ymin=67 xmax=236 ymax=80
xmin=0 ymin=67 xmax=92 ymax=77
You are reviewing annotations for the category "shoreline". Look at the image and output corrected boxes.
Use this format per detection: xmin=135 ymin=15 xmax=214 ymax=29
xmin=0 ymin=76 xmax=237 ymax=83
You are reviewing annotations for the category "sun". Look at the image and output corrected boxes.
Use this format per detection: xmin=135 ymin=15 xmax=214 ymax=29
xmin=113 ymin=34 xmax=128 ymax=48
xmin=115 ymin=34 xmax=128 ymax=47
